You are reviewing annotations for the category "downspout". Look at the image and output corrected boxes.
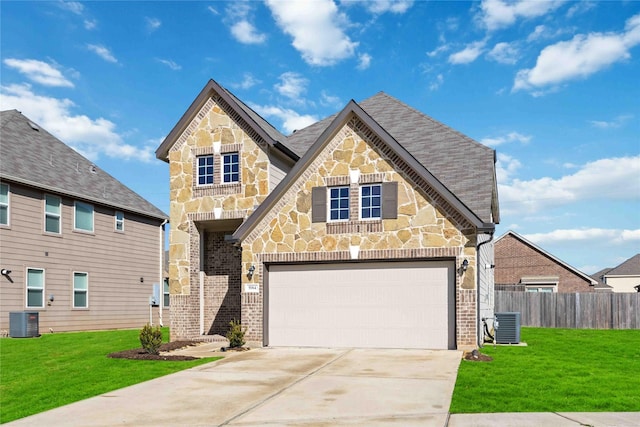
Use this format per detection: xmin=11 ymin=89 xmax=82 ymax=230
xmin=476 ymin=230 xmax=494 ymax=347
xmin=159 ymin=219 xmax=168 ymax=327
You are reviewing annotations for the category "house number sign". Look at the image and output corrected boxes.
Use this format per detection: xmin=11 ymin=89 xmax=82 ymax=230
xmin=245 ymin=283 xmax=259 ymax=293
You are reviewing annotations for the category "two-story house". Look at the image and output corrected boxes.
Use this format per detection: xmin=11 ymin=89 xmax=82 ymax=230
xmin=0 ymin=110 xmax=169 ymax=333
xmin=156 ymin=79 xmax=499 ymax=350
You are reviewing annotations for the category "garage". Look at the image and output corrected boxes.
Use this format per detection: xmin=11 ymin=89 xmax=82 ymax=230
xmin=265 ymin=260 xmax=456 ymax=349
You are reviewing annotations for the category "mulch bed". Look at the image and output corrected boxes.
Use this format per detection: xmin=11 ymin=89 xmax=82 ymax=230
xmin=463 ymin=349 xmax=493 ymax=362
xmin=108 ymin=341 xmax=200 ymax=361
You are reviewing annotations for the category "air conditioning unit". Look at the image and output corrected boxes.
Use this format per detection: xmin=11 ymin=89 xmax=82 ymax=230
xmin=495 ymin=312 xmax=520 ymax=344
xmin=9 ymin=312 xmax=40 ymax=338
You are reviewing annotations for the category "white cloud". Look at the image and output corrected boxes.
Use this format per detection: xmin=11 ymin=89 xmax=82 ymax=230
xmin=266 ymin=0 xmax=358 ymax=66
xmin=231 ymin=20 xmax=267 ymax=44
xmin=524 ymin=228 xmax=640 ymax=245
xmin=480 ymin=131 xmax=531 ymax=147
xmin=226 ymin=3 xmax=266 ymax=44
xmin=357 ymin=53 xmax=372 ymax=70
xmin=146 ymin=17 xmax=161 ymax=32
xmin=0 ymin=83 xmax=153 ymax=162
xmin=487 ymin=42 xmax=519 ymax=64
xmin=251 ymin=104 xmax=318 ymax=134
xmin=478 ymin=0 xmax=565 ymax=31
xmin=156 ymin=58 xmax=181 ymax=70
xmin=86 ymin=44 xmax=118 ymax=63
xmin=84 ymin=19 xmax=97 ymax=30
xmin=429 ymin=74 xmax=444 ymax=91
xmin=514 ymin=13 xmax=640 ymax=93
xmin=231 ymin=73 xmax=261 ymax=90
xmin=566 ymin=1 xmax=596 ymax=18
xmin=320 ymin=90 xmax=342 ymax=108
xmin=364 ymin=0 xmax=414 ymax=15
xmin=207 ymin=6 xmax=219 ymax=15
xmin=589 ymin=114 xmax=633 ymax=129
xmin=57 ymin=1 xmax=84 ymax=15
xmin=426 ymin=44 xmax=449 ymax=58
xmin=275 ymin=72 xmax=308 ymax=100
xmin=3 ymin=58 xmax=74 ymax=88
xmin=495 ymin=153 xmax=522 ymax=183
xmin=448 ymin=40 xmax=486 ymax=64
xmin=499 ymin=155 xmax=640 ymax=214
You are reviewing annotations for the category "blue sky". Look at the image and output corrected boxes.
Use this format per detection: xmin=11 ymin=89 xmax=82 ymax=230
xmin=1 ymin=0 xmax=638 ymax=274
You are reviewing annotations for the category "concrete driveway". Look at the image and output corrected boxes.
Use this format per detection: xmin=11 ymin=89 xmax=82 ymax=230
xmin=8 ymin=347 xmax=462 ymax=426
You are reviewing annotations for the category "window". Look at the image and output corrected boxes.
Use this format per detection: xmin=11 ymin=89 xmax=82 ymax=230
xmin=115 ymin=211 xmax=124 ymax=232
xmin=197 ymin=155 xmax=214 ymax=185
xmin=329 ymin=186 xmax=350 ymax=221
xmin=26 ymin=268 xmax=44 ymax=308
xmin=222 ymin=152 xmax=239 ymax=183
xmin=73 ymin=272 xmax=88 ymax=308
xmin=360 ymin=184 xmax=381 ymax=220
xmin=74 ymin=201 xmax=94 ymax=232
xmin=45 ymin=194 xmax=61 ymax=233
xmin=163 ymin=278 xmax=170 ymax=307
xmin=526 ymin=286 xmax=556 ymax=293
xmin=0 ymin=183 xmax=8 ymax=226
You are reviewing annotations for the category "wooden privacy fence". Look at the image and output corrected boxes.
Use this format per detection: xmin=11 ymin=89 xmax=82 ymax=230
xmin=495 ymin=291 xmax=640 ymax=329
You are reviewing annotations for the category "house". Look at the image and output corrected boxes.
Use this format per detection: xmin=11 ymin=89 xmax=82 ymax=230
xmin=591 ymin=254 xmax=640 ymax=293
xmin=0 ymin=110 xmax=169 ymax=333
xmin=494 ymin=231 xmax=605 ymax=293
xmin=155 ymin=79 xmax=499 ymax=350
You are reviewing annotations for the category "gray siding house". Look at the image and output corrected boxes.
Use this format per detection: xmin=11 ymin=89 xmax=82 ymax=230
xmin=0 ymin=110 xmax=169 ymax=333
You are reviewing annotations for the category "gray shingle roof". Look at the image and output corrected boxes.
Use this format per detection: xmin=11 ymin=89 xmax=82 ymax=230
xmin=606 ymin=254 xmax=640 ymax=276
xmin=1 ymin=110 xmax=167 ymax=220
xmin=288 ymin=92 xmax=498 ymax=223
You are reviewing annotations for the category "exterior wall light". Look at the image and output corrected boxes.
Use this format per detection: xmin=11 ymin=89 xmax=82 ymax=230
xmin=458 ymin=259 xmax=469 ymax=275
xmin=247 ymin=265 xmax=256 ymax=279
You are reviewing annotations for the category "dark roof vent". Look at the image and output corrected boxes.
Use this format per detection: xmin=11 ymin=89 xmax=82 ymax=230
xmin=28 ymin=121 xmax=40 ymax=131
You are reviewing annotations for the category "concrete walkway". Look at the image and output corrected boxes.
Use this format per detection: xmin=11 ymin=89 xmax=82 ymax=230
xmin=7 ymin=345 xmax=638 ymax=426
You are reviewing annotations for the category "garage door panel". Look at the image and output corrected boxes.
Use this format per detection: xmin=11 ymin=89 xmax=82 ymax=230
xmin=267 ymin=261 xmax=455 ymax=349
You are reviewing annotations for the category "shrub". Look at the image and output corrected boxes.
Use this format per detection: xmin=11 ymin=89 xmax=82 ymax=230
xmin=226 ymin=319 xmax=246 ymax=348
xmin=139 ymin=324 xmax=162 ymax=355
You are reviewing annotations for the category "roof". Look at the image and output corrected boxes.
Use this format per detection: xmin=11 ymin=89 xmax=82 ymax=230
xmin=605 ymin=253 xmax=640 ymax=277
xmin=590 ymin=268 xmax=614 ymax=290
xmin=496 ymin=231 xmax=598 ymax=286
xmin=0 ymin=110 xmax=168 ymax=220
xmin=233 ymin=100 xmax=495 ymax=242
xmin=288 ymin=92 xmax=498 ymax=224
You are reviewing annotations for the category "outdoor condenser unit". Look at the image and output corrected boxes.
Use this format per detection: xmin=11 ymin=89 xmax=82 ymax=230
xmin=9 ymin=312 xmax=40 ymax=338
xmin=495 ymin=312 xmax=520 ymax=344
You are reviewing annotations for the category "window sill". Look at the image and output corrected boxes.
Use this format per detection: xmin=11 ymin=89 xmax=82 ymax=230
xmin=193 ymin=182 xmax=242 ymax=197
xmin=43 ymin=232 xmax=63 ymax=238
xmin=326 ymin=220 xmax=383 ymax=234
xmin=73 ymin=229 xmax=95 ymax=236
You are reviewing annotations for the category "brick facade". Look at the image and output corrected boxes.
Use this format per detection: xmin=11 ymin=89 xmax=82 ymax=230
xmin=495 ymin=233 xmax=594 ymax=293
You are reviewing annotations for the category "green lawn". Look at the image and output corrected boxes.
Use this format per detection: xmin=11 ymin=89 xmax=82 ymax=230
xmin=0 ymin=328 xmax=220 ymax=423
xmin=451 ymin=327 xmax=640 ymax=413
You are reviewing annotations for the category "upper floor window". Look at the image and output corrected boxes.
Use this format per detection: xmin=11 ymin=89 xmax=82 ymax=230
xmin=163 ymin=278 xmax=170 ymax=307
xmin=0 ymin=183 xmax=8 ymax=226
xmin=329 ymin=186 xmax=350 ymax=221
xmin=45 ymin=194 xmax=61 ymax=234
xmin=360 ymin=184 xmax=381 ymax=220
xmin=74 ymin=201 xmax=94 ymax=232
xmin=115 ymin=211 xmax=124 ymax=232
xmin=197 ymin=155 xmax=214 ymax=186
xmin=222 ymin=152 xmax=240 ymax=183
xmin=73 ymin=272 xmax=89 ymax=308
xmin=26 ymin=268 xmax=45 ymax=308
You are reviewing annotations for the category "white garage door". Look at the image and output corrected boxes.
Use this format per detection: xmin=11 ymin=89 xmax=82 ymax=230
xmin=266 ymin=261 xmax=455 ymax=349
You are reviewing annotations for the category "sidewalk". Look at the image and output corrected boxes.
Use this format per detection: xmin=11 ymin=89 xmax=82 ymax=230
xmin=448 ymin=412 xmax=640 ymax=426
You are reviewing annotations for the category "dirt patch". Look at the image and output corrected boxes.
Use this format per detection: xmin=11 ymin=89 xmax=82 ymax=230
xmin=463 ymin=349 xmax=493 ymax=362
xmin=108 ymin=341 xmax=200 ymax=361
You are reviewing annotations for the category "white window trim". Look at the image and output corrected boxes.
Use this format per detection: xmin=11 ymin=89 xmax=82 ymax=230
xmin=327 ymin=186 xmax=350 ymax=223
xmin=525 ymin=284 xmax=558 ymax=293
xmin=221 ymin=152 xmax=240 ymax=184
xmin=359 ymin=183 xmax=382 ymax=221
xmin=0 ymin=182 xmax=9 ymax=227
xmin=74 ymin=201 xmax=94 ymax=233
xmin=26 ymin=267 xmax=45 ymax=308
xmin=115 ymin=210 xmax=124 ymax=232
xmin=44 ymin=194 xmax=62 ymax=234
xmin=73 ymin=271 xmax=89 ymax=309
xmin=197 ymin=154 xmax=215 ymax=187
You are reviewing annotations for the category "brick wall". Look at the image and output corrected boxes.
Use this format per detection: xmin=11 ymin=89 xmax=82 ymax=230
xmin=495 ymin=234 xmax=593 ymax=293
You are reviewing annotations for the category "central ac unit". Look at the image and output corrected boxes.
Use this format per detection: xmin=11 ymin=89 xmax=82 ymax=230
xmin=495 ymin=312 xmax=520 ymax=344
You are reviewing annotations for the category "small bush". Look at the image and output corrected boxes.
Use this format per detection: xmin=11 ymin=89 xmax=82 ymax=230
xmin=226 ymin=319 xmax=246 ymax=348
xmin=139 ymin=324 xmax=163 ymax=355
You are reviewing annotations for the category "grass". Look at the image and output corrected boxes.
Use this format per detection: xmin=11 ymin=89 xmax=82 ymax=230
xmin=450 ymin=327 xmax=640 ymax=413
xmin=0 ymin=328 xmax=220 ymax=423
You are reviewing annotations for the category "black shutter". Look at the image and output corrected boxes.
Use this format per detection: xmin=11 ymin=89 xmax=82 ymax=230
xmin=311 ymin=187 xmax=327 ymax=223
xmin=382 ymin=182 xmax=398 ymax=219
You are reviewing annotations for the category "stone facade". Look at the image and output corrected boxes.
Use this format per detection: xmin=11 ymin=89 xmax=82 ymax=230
xmin=239 ymin=117 xmax=479 ymax=349
xmin=495 ymin=233 xmax=594 ymax=293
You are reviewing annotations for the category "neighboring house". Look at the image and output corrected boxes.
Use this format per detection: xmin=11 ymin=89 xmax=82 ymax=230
xmin=591 ymin=254 xmax=640 ymax=293
xmin=0 ymin=110 xmax=169 ymax=333
xmin=156 ymin=79 xmax=499 ymax=350
xmin=495 ymin=231 xmax=604 ymax=293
